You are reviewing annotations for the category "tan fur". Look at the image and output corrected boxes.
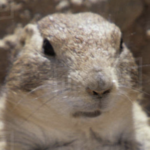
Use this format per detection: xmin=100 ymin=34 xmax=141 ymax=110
xmin=0 ymin=12 xmax=150 ymax=150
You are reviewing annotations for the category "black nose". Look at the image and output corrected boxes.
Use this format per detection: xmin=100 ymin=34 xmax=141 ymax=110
xmin=87 ymin=87 xmax=111 ymax=98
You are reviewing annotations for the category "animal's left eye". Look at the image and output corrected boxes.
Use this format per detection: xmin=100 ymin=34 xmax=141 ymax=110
xmin=119 ymin=38 xmax=123 ymax=54
xmin=43 ymin=39 xmax=56 ymax=57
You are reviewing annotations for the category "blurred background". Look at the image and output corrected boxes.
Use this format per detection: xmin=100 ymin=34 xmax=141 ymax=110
xmin=0 ymin=0 xmax=150 ymax=115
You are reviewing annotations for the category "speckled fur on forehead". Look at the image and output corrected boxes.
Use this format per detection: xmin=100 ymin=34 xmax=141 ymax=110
xmin=38 ymin=13 xmax=121 ymax=56
xmin=37 ymin=13 xmax=122 ymax=78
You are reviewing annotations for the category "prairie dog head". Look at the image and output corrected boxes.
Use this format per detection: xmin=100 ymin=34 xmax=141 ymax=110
xmin=6 ymin=12 xmax=139 ymax=119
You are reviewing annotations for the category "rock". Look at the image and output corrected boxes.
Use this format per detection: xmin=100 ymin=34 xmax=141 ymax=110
xmin=0 ymin=0 xmax=8 ymax=9
xmin=145 ymin=0 xmax=150 ymax=5
xmin=101 ymin=0 xmax=144 ymax=30
xmin=56 ymin=0 xmax=144 ymax=30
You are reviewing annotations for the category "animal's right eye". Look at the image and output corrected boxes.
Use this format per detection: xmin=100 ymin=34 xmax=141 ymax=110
xmin=43 ymin=39 xmax=56 ymax=56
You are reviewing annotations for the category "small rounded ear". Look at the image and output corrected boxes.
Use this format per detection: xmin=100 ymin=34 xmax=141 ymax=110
xmin=0 ymin=25 xmax=24 ymax=68
xmin=37 ymin=14 xmax=67 ymax=43
xmin=21 ymin=24 xmax=43 ymax=53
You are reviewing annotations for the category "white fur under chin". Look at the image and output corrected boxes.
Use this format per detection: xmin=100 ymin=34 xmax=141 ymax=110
xmin=0 ymin=89 xmax=150 ymax=150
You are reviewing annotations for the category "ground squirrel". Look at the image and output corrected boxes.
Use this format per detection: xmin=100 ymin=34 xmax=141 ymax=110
xmin=0 ymin=12 xmax=150 ymax=150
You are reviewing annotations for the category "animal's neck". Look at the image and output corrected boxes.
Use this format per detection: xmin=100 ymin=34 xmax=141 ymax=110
xmin=5 ymin=91 xmax=150 ymax=149
xmin=72 ymin=99 xmax=134 ymax=140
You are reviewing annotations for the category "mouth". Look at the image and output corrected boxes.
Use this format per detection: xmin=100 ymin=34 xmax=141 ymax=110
xmin=72 ymin=110 xmax=101 ymax=118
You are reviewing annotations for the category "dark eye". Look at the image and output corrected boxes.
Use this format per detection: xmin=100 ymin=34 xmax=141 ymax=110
xmin=119 ymin=38 xmax=123 ymax=54
xmin=43 ymin=39 xmax=56 ymax=56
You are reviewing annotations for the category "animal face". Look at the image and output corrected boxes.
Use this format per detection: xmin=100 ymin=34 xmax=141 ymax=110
xmin=6 ymin=13 xmax=139 ymax=119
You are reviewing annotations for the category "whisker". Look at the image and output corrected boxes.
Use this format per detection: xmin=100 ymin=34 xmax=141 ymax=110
xmin=22 ymin=88 xmax=70 ymax=123
xmin=132 ymin=64 xmax=150 ymax=68
xmin=26 ymin=84 xmax=51 ymax=95
xmin=10 ymin=84 xmax=51 ymax=110
xmin=118 ymin=91 xmax=134 ymax=104
xmin=118 ymin=85 xmax=150 ymax=114
xmin=118 ymin=85 xmax=141 ymax=93
xmin=124 ymin=32 xmax=136 ymax=37
xmin=118 ymin=84 xmax=150 ymax=97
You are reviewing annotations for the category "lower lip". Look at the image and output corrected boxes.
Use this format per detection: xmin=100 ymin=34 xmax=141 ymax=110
xmin=72 ymin=110 xmax=101 ymax=118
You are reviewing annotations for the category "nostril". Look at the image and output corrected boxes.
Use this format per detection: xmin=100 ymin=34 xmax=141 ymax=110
xmin=102 ymin=89 xmax=110 ymax=95
xmin=93 ymin=91 xmax=98 ymax=95
xmin=87 ymin=87 xmax=111 ymax=98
